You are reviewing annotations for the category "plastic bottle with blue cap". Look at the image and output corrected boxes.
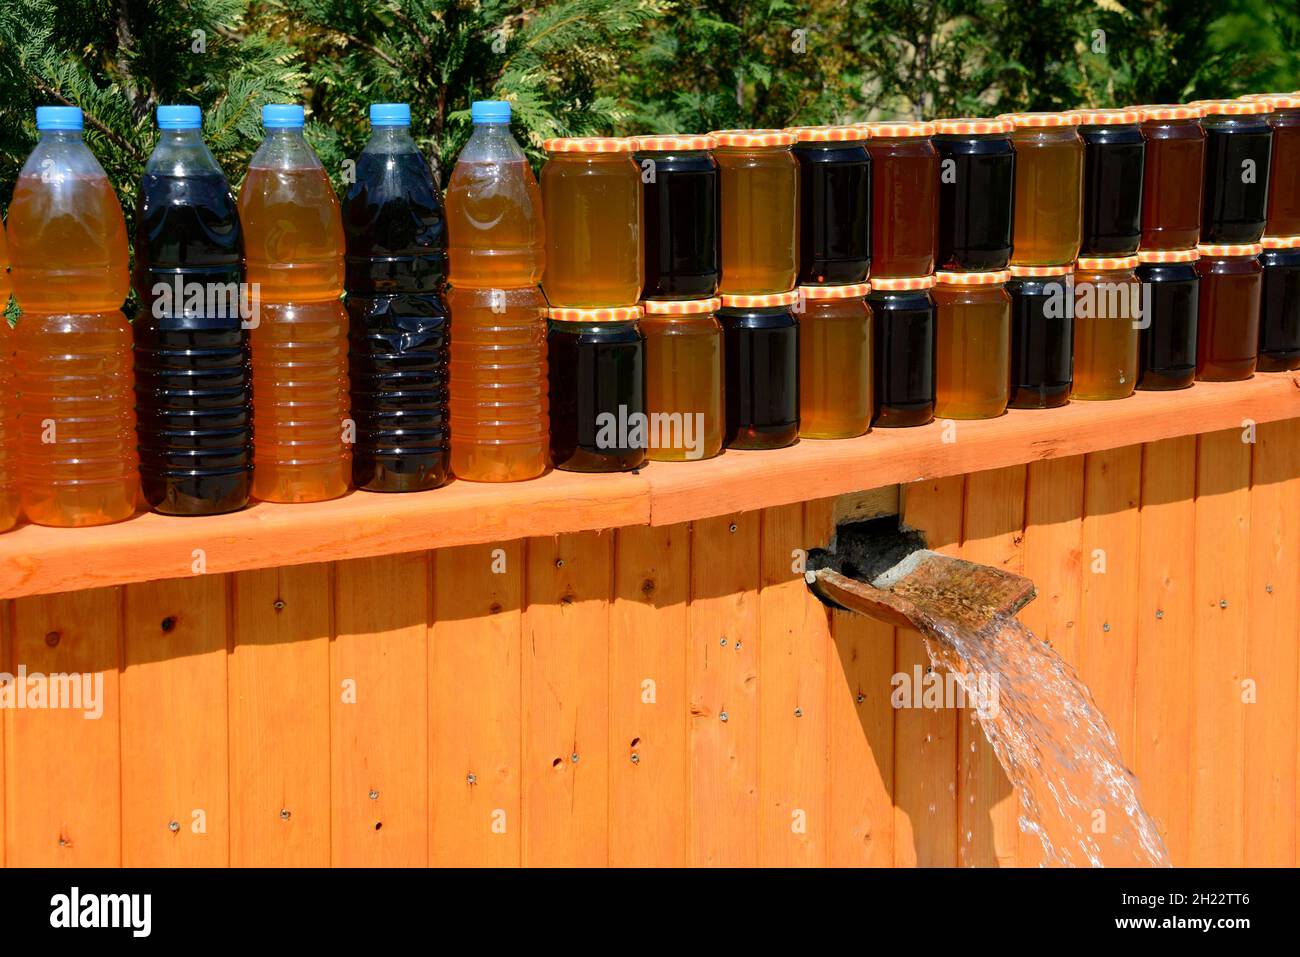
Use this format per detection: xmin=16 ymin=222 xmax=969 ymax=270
xmin=7 ymin=105 xmax=139 ymax=526
xmin=445 ymin=99 xmax=550 ymax=481
xmin=238 ymin=103 xmax=352 ymax=502
xmin=342 ymin=102 xmax=451 ymax=491
xmin=133 ymin=104 xmax=253 ymax=515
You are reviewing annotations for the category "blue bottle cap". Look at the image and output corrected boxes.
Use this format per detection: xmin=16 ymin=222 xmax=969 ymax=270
xmin=262 ymin=104 xmax=305 ymax=129
xmin=471 ymin=100 xmax=511 ymax=124
xmin=157 ymin=105 xmax=202 ymax=130
xmin=35 ymin=106 xmax=84 ymax=131
xmin=370 ymin=103 xmax=411 ymax=127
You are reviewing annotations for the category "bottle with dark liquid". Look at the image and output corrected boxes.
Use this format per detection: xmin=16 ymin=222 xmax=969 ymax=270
xmin=1198 ymin=100 xmax=1273 ymax=245
xmin=933 ymin=118 xmax=1015 ymax=271
xmin=1136 ymin=248 xmax=1199 ymax=391
xmin=1078 ymin=109 xmax=1145 ymax=257
xmin=1258 ymin=235 xmax=1300 ymax=372
xmin=133 ymin=104 xmax=252 ymax=515
xmin=789 ymin=126 xmax=870 ymax=285
xmin=343 ymin=103 xmax=450 ymax=492
xmin=1136 ymin=104 xmax=1205 ymax=251
xmin=1008 ymin=265 xmax=1074 ymax=409
xmin=868 ymin=276 xmax=936 ymax=427
xmin=1240 ymin=93 xmax=1300 ymax=237
xmin=863 ymin=121 xmax=938 ymax=278
xmin=718 ymin=290 xmax=799 ymax=448
xmin=547 ymin=306 xmax=646 ymax=472
xmin=1195 ymin=242 xmax=1263 ymax=381
xmin=636 ymin=135 xmax=719 ymax=300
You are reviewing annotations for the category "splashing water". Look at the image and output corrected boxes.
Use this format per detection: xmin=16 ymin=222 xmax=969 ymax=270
xmin=916 ymin=613 xmax=1171 ymax=867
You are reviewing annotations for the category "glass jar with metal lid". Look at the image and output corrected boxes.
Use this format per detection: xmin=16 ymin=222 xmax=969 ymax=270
xmin=1195 ymin=242 xmax=1264 ymax=381
xmin=1196 ymin=99 xmax=1274 ymax=245
xmin=718 ymin=290 xmax=799 ymax=449
xmin=1258 ymin=234 xmax=1300 ymax=372
xmin=711 ymin=129 xmax=799 ymax=295
xmin=1241 ymin=93 xmax=1300 ymax=238
xmin=1134 ymin=104 xmax=1206 ymax=251
xmin=796 ymin=282 xmax=872 ymax=439
xmin=1136 ymin=247 xmax=1199 ymax=391
xmin=1008 ymin=264 xmax=1075 ymax=409
xmin=1072 ymin=255 xmax=1141 ymax=400
xmin=1001 ymin=111 xmax=1084 ymax=267
xmin=867 ymin=274 xmax=936 ymax=427
xmin=860 ymin=121 xmax=939 ymax=278
xmin=933 ymin=117 xmax=1015 ymax=271
xmin=933 ymin=269 xmax=1011 ymax=419
xmin=635 ymin=134 xmax=720 ymax=301
xmin=787 ymin=125 xmax=871 ymax=285
xmin=1077 ymin=109 xmax=1145 ymax=257
xmin=641 ymin=296 xmax=724 ymax=461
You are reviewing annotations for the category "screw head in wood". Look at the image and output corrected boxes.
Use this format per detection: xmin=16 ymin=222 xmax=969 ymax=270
xmin=719 ymin=711 xmax=729 ymax=722
xmin=168 ymin=820 xmax=180 ymax=833
xmin=466 ymin=773 xmax=476 ymax=785
xmin=280 ymin=808 xmax=291 ymax=821
xmin=368 ymin=789 xmax=379 ymax=800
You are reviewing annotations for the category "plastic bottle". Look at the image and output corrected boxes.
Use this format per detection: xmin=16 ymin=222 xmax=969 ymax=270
xmin=8 ymin=106 xmax=138 ymax=527
xmin=343 ymin=103 xmax=450 ymax=492
xmin=445 ymin=100 xmax=549 ymax=482
xmin=0 ymin=220 xmax=18 ymax=532
xmin=238 ymin=104 xmax=350 ymax=503
xmin=134 ymin=104 xmax=253 ymax=515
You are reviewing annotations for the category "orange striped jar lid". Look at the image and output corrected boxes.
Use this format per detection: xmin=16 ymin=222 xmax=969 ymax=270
xmin=1076 ymin=255 xmax=1140 ymax=271
xmin=642 ymin=297 xmax=720 ymax=315
xmin=719 ymin=290 xmax=799 ymax=308
xmin=635 ymin=134 xmax=717 ymax=151
xmin=799 ymin=282 xmax=871 ymax=299
xmin=1240 ymin=93 xmax=1300 ymax=109
xmin=711 ymin=129 xmax=796 ymax=147
xmin=1197 ymin=242 xmax=1264 ymax=257
xmin=549 ymin=304 xmax=643 ymax=322
xmin=1135 ymin=103 xmax=1205 ymax=120
xmin=1009 ymin=264 xmax=1074 ymax=277
xmin=935 ymin=269 xmax=1011 ymax=285
xmin=543 ymin=136 xmax=637 ymax=153
xmin=861 ymin=120 xmax=937 ymax=137
xmin=934 ymin=117 xmax=1014 ymax=135
xmin=1000 ymin=111 xmax=1081 ymax=128
xmin=1195 ymin=99 xmax=1273 ymax=115
xmin=1076 ymin=108 xmax=1141 ymax=125
xmin=1262 ymin=235 xmax=1300 ymax=250
xmin=1137 ymin=248 xmax=1200 ymax=263
xmin=870 ymin=275 xmax=936 ymax=291
xmin=786 ymin=125 xmax=868 ymax=142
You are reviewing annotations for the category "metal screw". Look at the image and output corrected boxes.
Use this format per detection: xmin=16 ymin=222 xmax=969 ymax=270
xmin=794 ymin=707 xmax=803 ymax=718
xmin=571 ymin=752 xmax=579 ymax=763
xmin=44 ymin=631 xmax=60 ymax=647
xmin=728 ymin=523 xmax=737 ymax=533
xmin=368 ymin=789 xmax=379 ymax=800
xmin=720 ymin=636 xmax=727 ymax=646
xmin=466 ymin=773 xmax=477 ymax=785
xmin=856 ymin=693 xmax=865 ymax=704
xmin=719 ymin=711 xmax=729 ymax=722
xmin=1102 ymin=622 xmax=1110 ymax=632
xmin=1266 ymin=584 xmax=1274 ymax=594
xmin=273 ymin=599 xmax=285 ymax=611
xmin=630 ymin=754 xmax=640 ymax=764
xmin=734 ymin=641 xmax=742 ymax=650
xmin=279 ymin=808 xmax=291 ymax=821
xmin=1219 ymin=599 xmax=1228 ymax=609
xmin=168 ymin=820 xmax=180 ymax=833
xmin=1155 ymin=610 xmax=1164 ymax=619
xmin=555 ymin=558 xmax=565 ymax=569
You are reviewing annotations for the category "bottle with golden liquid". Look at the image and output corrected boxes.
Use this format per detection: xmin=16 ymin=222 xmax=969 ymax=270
xmin=0 ymin=219 xmax=18 ymax=532
xmin=8 ymin=106 xmax=138 ymax=527
xmin=641 ymin=297 xmax=723 ymax=461
xmin=541 ymin=137 xmax=642 ymax=307
xmin=1071 ymin=256 xmax=1141 ymax=400
xmin=446 ymin=100 xmax=549 ymax=481
xmin=797 ymin=282 xmax=872 ymax=438
xmin=933 ymin=270 xmax=1012 ymax=420
xmin=712 ymin=130 xmax=799 ymax=295
xmin=1003 ymin=112 xmax=1084 ymax=267
xmin=238 ymin=104 xmax=351 ymax=503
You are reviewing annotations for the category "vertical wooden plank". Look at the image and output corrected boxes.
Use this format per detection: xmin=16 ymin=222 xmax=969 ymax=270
xmin=229 ymin=563 xmax=331 ymax=866
xmin=609 ymin=524 xmax=688 ymax=866
xmin=893 ymin=476 xmax=962 ymax=867
xmin=1077 ymin=447 xmax=1142 ymax=762
xmin=1244 ymin=419 xmax=1300 ymax=866
xmin=522 ymin=531 xmax=611 ymax=866
xmin=1133 ymin=436 xmax=1196 ymax=865
xmin=5 ymin=587 xmax=121 ymax=865
xmin=332 ymin=552 xmax=429 ymax=866
xmin=430 ymin=541 xmax=522 ymax=867
xmin=689 ymin=511 xmax=760 ymax=866
xmin=959 ymin=466 xmax=1026 ymax=868
xmin=121 ymin=575 xmax=229 ymax=866
xmin=758 ymin=502 xmax=828 ymax=866
xmin=1190 ymin=428 xmax=1251 ymax=867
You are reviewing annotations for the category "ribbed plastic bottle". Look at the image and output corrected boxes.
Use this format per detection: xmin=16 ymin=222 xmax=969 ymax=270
xmin=0 ymin=220 xmax=18 ymax=532
xmin=134 ymin=105 xmax=253 ymax=515
xmin=8 ymin=106 xmax=138 ymax=527
xmin=445 ymin=100 xmax=549 ymax=482
xmin=343 ymin=103 xmax=450 ymax=491
xmin=238 ymin=104 xmax=350 ymax=503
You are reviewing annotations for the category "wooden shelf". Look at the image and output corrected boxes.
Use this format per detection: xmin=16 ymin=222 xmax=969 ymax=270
xmin=1 ymin=371 xmax=1297 ymax=599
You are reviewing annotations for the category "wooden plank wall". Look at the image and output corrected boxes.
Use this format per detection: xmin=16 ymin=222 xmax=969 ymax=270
xmin=1 ymin=423 xmax=1297 ymax=867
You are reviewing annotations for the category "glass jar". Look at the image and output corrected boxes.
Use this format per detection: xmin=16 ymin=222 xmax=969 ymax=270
xmin=712 ymin=129 xmax=799 ymax=295
xmin=1136 ymin=104 xmax=1206 ymax=251
xmin=1072 ymin=256 xmax=1141 ymax=400
xmin=641 ymin=297 xmax=724 ymax=460
xmin=1136 ymin=248 xmax=1199 ymax=391
xmin=933 ymin=117 xmax=1015 ymax=271
xmin=788 ymin=125 xmax=871 ymax=285
xmin=1003 ymin=112 xmax=1084 ymax=266
xmin=1008 ymin=264 xmax=1075 ymax=409
xmin=1242 ymin=93 xmax=1300 ymax=238
xmin=796 ymin=282 xmax=872 ymax=439
xmin=1195 ymin=243 xmax=1264 ymax=381
xmin=933 ymin=270 xmax=1011 ymax=419
xmin=1198 ymin=99 xmax=1274 ymax=245
xmin=546 ymin=305 xmax=646 ymax=472
xmin=541 ymin=137 xmax=642 ymax=307
xmin=862 ymin=121 xmax=939 ymax=278
xmin=635 ymin=134 xmax=720 ymax=301
xmin=1258 ymin=235 xmax=1300 ymax=372
xmin=1077 ymin=109 xmax=1145 ymax=257
xmin=868 ymin=275 xmax=936 ymax=427
xmin=718 ymin=290 xmax=799 ymax=449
